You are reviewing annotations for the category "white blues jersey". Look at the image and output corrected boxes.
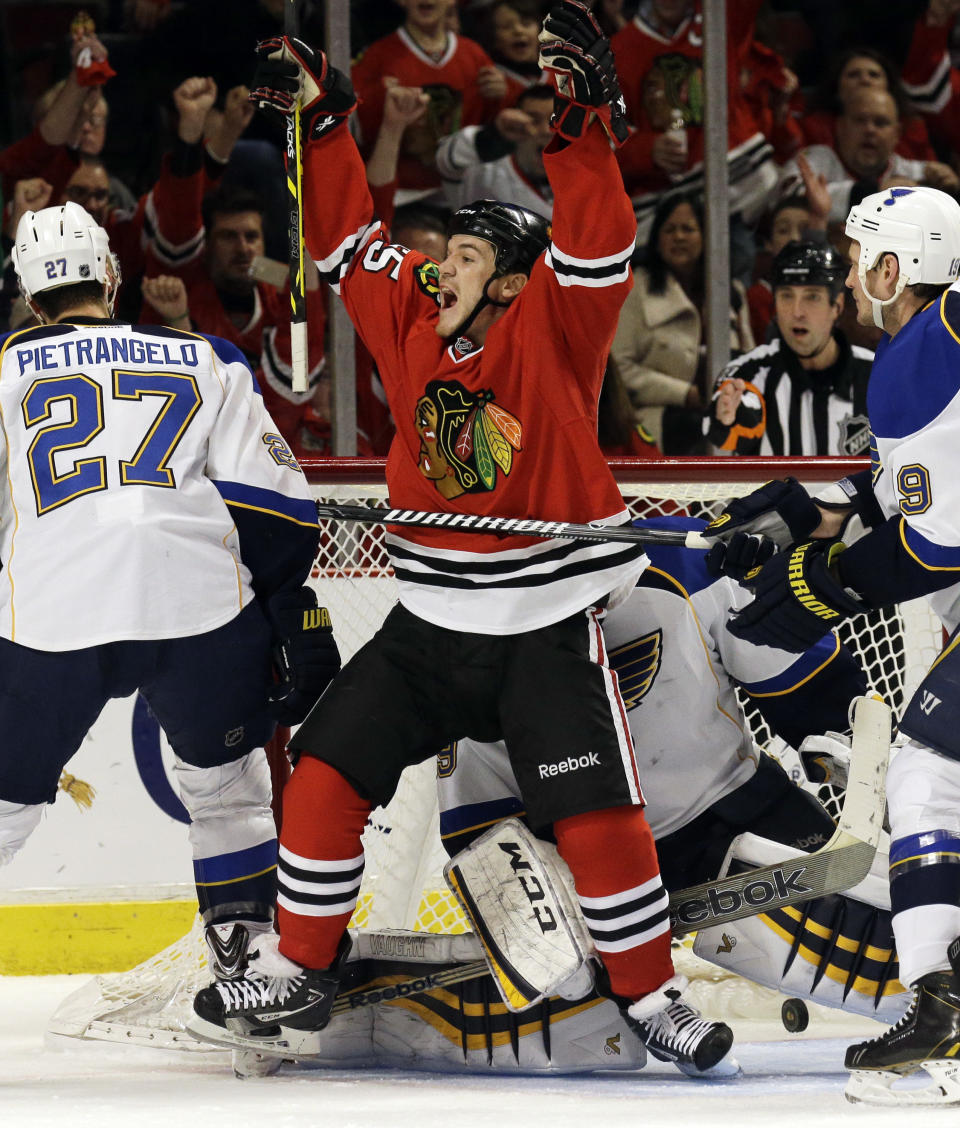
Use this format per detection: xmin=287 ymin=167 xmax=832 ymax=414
xmin=0 ymin=319 xmax=316 ymax=650
xmin=439 ymin=521 xmax=851 ymax=842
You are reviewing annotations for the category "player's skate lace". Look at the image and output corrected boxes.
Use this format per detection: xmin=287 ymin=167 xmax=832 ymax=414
xmin=854 ymin=994 xmax=918 ymax=1053
xmin=214 ymin=969 xmax=302 ymax=1013
xmin=192 ymin=931 xmax=340 ymax=1039
xmin=625 ymin=974 xmax=735 ymax=1074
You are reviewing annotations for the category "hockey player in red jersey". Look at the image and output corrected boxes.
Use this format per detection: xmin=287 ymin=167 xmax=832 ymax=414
xmin=190 ymin=2 xmax=735 ymax=1077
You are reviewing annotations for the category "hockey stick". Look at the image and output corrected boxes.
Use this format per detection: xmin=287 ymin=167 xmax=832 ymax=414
xmin=284 ymin=0 xmax=308 ymax=393
xmin=315 ymin=501 xmax=712 ymax=549
xmin=189 ymin=697 xmax=888 ymax=1055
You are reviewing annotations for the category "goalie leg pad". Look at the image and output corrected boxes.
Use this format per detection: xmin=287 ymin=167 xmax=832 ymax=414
xmin=692 ymin=832 xmax=910 ymax=1023
xmin=444 ymin=817 xmax=594 ymax=1012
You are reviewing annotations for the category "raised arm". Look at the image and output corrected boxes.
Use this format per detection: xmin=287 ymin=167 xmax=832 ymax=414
xmin=534 ymin=3 xmax=636 ymax=358
xmin=249 ymin=37 xmax=440 ymax=357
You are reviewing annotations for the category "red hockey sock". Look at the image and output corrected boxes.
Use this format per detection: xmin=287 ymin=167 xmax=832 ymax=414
xmin=554 ymin=805 xmax=674 ymax=1000
xmin=275 ymin=757 xmax=372 ymax=969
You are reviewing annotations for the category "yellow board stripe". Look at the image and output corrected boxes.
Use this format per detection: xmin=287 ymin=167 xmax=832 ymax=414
xmin=0 ymin=900 xmax=198 ymax=975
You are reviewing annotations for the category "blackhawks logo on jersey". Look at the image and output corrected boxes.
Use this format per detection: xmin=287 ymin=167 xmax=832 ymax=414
xmin=414 ymin=379 xmax=522 ymax=499
xmin=415 ymin=261 xmax=442 ymax=305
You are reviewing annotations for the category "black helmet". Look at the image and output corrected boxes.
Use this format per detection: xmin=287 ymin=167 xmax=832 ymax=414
xmin=447 ymin=200 xmax=551 ymax=277
xmin=771 ymin=241 xmax=846 ymax=298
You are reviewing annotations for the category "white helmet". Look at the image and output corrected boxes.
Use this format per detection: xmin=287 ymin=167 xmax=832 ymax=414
xmin=12 ymin=202 xmax=119 ymax=313
xmin=845 ymin=186 xmax=960 ymax=329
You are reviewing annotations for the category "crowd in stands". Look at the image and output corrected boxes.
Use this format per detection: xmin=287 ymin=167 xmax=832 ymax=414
xmin=3 ymin=0 xmax=960 ymax=457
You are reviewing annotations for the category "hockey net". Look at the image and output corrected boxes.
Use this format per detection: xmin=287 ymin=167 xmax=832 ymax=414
xmin=47 ymin=456 xmax=942 ymax=1047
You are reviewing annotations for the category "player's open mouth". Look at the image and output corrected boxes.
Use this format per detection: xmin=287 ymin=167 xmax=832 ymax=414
xmin=440 ymin=289 xmax=458 ymax=310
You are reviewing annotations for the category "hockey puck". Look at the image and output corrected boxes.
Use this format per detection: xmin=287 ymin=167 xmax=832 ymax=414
xmin=781 ymin=997 xmax=809 ymax=1033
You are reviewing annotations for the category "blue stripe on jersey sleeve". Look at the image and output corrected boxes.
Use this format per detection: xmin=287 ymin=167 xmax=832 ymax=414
xmin=201 ymin=333 xmax=263 ymax=394
xmin=902 ymin=521 xmax=960 ymax=569
xmin=738 ymin=631 xmax=841 ymax=696
xmin=632 ymin=516 xmax=712 ymax=596
xmin=214 ymin=480 xmax=318 ymax=526
xmin=868 ymin=295 xmax=960 ymax=439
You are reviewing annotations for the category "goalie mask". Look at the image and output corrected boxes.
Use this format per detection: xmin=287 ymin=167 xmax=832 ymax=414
xmin=12 ymin=202 xmax=121 ymax=317
xmin=444 ymin=200 xmax=551 ymax=337
xmin=845 ymin=186 xmax=960 ymax=329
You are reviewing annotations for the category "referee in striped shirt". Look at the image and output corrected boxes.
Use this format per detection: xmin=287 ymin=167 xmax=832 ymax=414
xmin=705 ymin=242 xmax=874 ymax=456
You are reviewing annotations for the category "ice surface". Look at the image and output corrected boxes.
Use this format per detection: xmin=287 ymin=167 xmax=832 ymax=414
xmin=4 ymin=975 xmax=959 ymax=1128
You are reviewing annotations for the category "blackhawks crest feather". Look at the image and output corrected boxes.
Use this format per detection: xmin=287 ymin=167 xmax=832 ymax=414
xmin=415 ymin=379 xmax=522 ymax=500
xmin=415 ymin=260 xmax=441 ymax=305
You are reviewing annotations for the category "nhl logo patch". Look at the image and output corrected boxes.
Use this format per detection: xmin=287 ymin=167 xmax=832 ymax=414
xmin=79 ymin=264 xmax=91 ymax=278
xmin=837 ymin=413 xmax=871 ymax=456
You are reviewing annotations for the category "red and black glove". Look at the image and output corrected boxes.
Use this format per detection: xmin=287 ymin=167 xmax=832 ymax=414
xmin=267 ymin=586 xmax=341 ymax=726
xmin=250 ymin=36 xmax=356 ymax=141
xmin=537 ymin=1 xmax=629 ymax=146
xmin=728 ymin=540 xmax=869 ymax=652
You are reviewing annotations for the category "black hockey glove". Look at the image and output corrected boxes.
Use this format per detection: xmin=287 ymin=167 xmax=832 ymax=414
xmin=267 ymin=586 xmax=341 ymax=726
xmin=703 ymin=478 xmax=822 ymax=551
xmin=538 ymin=2 xmax=629 ymax=145
xmin=250 ymin=36 xmax=356 ymax=141
xmin=728 ymin=540 xmax=870 ymax=652
xmin=705 ymin=531 xmax=777 ymax=582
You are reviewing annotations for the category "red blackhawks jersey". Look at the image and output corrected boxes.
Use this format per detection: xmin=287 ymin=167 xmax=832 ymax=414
xmin=352 ymin=29 xmax=504 ymax=191
xmin=611 ymin=1 xmax=774 ymax=231
xmin=302 ymin=122 xmax=642 ymax=635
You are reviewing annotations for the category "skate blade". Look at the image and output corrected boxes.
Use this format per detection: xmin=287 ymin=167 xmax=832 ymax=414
xmin=677 ymin=1054 xmax=742 ymax=1080
xmin=185 ymin=1014 xmax=326 ymax=1057
xmin=232 ymin=1049 xmax=287 ymax=1079
xmin=845 ymin=1061 xmax=960 ymax=1106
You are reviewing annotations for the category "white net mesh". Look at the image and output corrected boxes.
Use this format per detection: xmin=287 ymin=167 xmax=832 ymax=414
xmin=48 ymin=461 xmax=942 ymax=1046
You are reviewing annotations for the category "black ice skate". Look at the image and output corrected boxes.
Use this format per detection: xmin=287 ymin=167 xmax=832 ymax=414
xmin=844 ymin=970 xmax=960 ymax=1106
xmin=625 ymin=974 xmax=739 ymax=1077
xmin=189 ymin=932 xmax=339 ymax=1056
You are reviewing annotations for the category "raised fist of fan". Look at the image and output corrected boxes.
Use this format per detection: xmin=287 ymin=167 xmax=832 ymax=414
xmin=538 ymin=1 xmax=629 ymax=145
xmin=250 ymin=36 xmax=356 ymax=141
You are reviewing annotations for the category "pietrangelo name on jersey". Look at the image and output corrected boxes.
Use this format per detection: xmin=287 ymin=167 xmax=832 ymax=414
xmin=13 ymin=337 xmax=201 ymax=378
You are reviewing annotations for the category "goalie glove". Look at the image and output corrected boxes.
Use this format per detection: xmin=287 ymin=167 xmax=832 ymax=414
xmin=728 ymin=539 xmax=870 ymax=652
xmin=538 ymin=1 xmax=629 ymax=145
xmin=267 ymin=586 xmax=341 ymax=726
xmin=703 ymin=477 xmax=823 ymax=550
xmin=250 ymin=36 xmax=356 ymax=141
xmin=798 ymin=731 xmax=852 ymax=788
